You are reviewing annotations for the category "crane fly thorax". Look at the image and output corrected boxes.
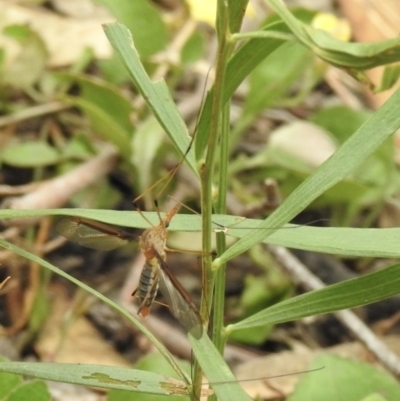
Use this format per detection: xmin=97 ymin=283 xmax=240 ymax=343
xmin=139 ymin=224 xmax=168 ymax=261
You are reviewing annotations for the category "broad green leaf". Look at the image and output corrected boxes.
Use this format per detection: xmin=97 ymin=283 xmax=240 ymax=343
xmin=55 ymin=72 xmax=134 ymax=134
xmin=310 ymin=106 xmax=371 ymax=144
xmin=61 ymin=134 xmax=96 ymax=160
xmin=63 ymin=95 xmax=131 ymax=158
xmin=103 ymin=23 xmax=196 ymax=175
xmin=288 ymin=354 xmax=400 ymax=401
xmin=0 ymin=362 xmax=189 ymax=397
xmin=2 ymin=24 xmax=48 ymax=87
xmin=215 ymin=89 xmax=400 ymax=265
xmin=96 ymin=0 xmax=168 ymax=57
xmin=0 ymin=365 xmax=22 ymax=397
xmin=181 ymin=30 xmax=205 ymax=65
xmin=1 ymin=141 xmax=60 ymax=167
xmin=227 ymin=262 xmax=400 ymax=332
xmin=6 ymin=380 xmax=50 ymax=401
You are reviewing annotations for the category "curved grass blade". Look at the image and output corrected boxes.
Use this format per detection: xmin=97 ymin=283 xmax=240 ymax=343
xmin=216 ymin=89 xmax=400 ymax=266
xmin=228 ymin=262 xmax=400 ymax=332
xmin=0 ymin=238 xmax=190 ymax=384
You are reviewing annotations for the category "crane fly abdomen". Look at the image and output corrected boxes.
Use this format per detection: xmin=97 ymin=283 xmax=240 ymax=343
xmin=136 ymin=258 xmax=160 ymax=317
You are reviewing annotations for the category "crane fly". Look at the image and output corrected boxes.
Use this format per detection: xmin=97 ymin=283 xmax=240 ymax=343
xmin=56 ymin=204 xmax=202 ymax=339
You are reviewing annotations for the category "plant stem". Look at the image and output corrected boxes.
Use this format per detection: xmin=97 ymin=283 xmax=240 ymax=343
xmin=193 ymin=1 xmax=235 ymax=399
xmin=211 ymin=102 xmax=230 ymax=353
xmin=199 ymin=0 xmax=232 ymax=327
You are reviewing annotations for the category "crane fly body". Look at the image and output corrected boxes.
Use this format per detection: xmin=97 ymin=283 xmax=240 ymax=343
xmin=56 ymin=205 xmax=202 ymax=339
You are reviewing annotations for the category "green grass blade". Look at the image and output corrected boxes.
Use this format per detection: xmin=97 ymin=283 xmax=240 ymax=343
xmin=2 ymin=209 xmax=400 ymax=257
xmin=228 ymin=262 xmax=400 ymax=331
xmin=190 ymin=333 xmax=253 ymax=401
xmin=0 ymin=362 xmax=189 ymax=396
xmin=216 ymin=89 xmax=400 ymax=265
xmin=0 ymin=239 xmax=189 ymax=383
xmin=266 ymin=0 xmax=400 ymax=69
xmin=103 ymin=22 xmax=197 ymax=174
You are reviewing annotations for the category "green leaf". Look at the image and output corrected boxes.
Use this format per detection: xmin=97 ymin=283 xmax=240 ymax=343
xmin=56 ymin=72 xmax=134 ymax=134
xmin=0 ymin=364 xmax=22 ymax=397
xmin=96 ymin=0 xmax=168 ymax=57
xmin=376 ymin=65 xmax=400 ymax=92
xmin=189 ymin=333 xmax=253 ymax=401
xmin=103 ymin=23 xmax=197 ymax=175
xmin=244 ymin=41 xmax=312 ymax=117
xmin=63 ymin=95 xmax=132 ymax=158
xmin=61 ymin=134 xmax=96 ymax=160
xmin=227 ymin=0 xmax=249 ymax=34
xmin=215 ymin=89 xmax=400 ymax=265
xmin=98 ymin=54 xmax=131 ymax=85
xmin=310 ymin=106 xmax=371 ymax=144
xmin=1 ymin=141 xmax=60 ymax=167
xmin=131 ymin=116 xmax=165 ymax=198
xmin=227 ymin=20 xmax=292 ymax=99
xmin=195 ymin=18 xmax=299 ymax=160
xmin=288 ymin=354 xmax=400 ymax=401
xmin=0 ymin=239 xmax=188 ymax=382
xmin=2 ymin=209 xmax=400 ymax=258
xmin=2 ymin=24 xmax=48 ymax=87
xmin=181 ymin=30 xmax=205 ymax=65
xmin=6 ymin=380 xmax=50 ymax=401
xmin=0 ymin=362 xmax=189 ymax=397
xmin=228 ymin=262 xmax=400 ymax=332
xmin=108 ymin=354 xmax=191 ymax=401
xmin=266 ymin=0 xmax=400 ymax=70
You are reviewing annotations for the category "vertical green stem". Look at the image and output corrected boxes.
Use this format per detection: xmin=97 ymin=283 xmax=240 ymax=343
xmin=200 ymin=0 xmax=236 ymax=343
xmin=211 ymin=102 xmax=229 ymax=353
xmin=192 ymin=1 xmax=235 ymax=400
xmin=199 ymin=0 xmax=231 ymax=327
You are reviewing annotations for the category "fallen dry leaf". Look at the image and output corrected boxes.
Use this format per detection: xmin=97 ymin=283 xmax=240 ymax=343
xmin=0 ymin=1 xmax=113 ymax=67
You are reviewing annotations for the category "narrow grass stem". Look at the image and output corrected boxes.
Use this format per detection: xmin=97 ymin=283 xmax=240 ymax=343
xmin=195 ymin=1 xmax=235 ymax=399
xmin=211 ymin=102 xmax=230 ymax=352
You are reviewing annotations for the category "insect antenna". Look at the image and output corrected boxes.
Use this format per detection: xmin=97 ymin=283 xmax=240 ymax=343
xmin=132 ymin=202 xmax=155 ymax=227
xmin=153 ymin=199 xmax=164 ymax=225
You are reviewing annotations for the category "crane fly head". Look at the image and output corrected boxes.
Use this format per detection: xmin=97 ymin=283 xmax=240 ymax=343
xmin=162 ymin=204 xmax=181 ymax=229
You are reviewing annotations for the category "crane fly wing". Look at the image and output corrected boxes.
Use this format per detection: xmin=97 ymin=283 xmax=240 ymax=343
xmin=56 ymin=217 xmax=137 ymax=251
xmin=154 ymin=253 xmax=202 ymax=339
